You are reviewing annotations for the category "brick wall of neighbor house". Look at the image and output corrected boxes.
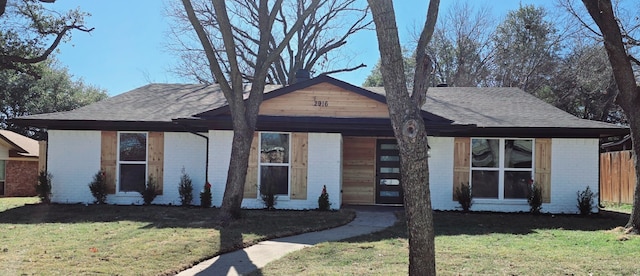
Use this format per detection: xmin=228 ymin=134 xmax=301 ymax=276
xmin=48 ymin=130 xmax=101 ymax=204
xmin=209 ymin=130 xmax=342 ymax=210
xmin=4 ymin=160 xmax=38 ymax=196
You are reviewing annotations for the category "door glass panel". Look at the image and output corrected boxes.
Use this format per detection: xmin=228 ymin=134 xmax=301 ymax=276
xmin=380 ymin=144 xmax=399 ymax=150
xmin=380 ymin=179 xmax=400 ymax=185
xmin=472 ymin=170 xmax=498 ymax=198
xmin=504 ymin=171 xmax=531 ymax=199
xmin=380 ymin=167 xmax=400 ymax=173
xmin=380 ymin=191 xmax=400 ymax=197
xmin=380 ymin=155 xmax=399 ymax=162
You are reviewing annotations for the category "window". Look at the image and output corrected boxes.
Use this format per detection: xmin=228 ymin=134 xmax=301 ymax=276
xmin=471 ymin=138 xmax=533 ymax=199
xmin=259 ymin=132 xmax=290 ymax=196
xmin=0 ymin=160 xmax=5 ymax=196
xmin=118 ymin=132 xmax=147 ymax=193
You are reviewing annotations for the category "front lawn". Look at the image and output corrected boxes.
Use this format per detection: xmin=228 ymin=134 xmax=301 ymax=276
xmin=254 ymin=211 xmax=640 ymax=275
xmin=0 ymin=197 xmax=354 ymax=275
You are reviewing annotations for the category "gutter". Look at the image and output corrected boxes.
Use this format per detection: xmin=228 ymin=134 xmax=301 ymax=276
xmin=173 ymin=121 xmax=210 ymax=184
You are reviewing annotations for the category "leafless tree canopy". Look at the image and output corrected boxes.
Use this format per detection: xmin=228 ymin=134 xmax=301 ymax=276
xmin=169 ymin=0 xmax=371 ymax=85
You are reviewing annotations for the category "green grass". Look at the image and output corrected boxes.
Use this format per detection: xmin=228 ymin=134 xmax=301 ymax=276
xmin=254 ymin=211 xmax=640 ymax=275
xmin=602 ymin=201 xmax=633 ymax=214
xmin=0 ymin=197 xmax=354 ymax=275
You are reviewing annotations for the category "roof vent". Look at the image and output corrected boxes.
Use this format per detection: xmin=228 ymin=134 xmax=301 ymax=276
xmin=294 ymin=69 xmax=310 ymax=83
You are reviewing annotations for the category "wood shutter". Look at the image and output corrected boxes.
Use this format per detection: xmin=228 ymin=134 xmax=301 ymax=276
xmin=100 ymin=131 xmax=117 ymax=194
xmin=535 ymin=138 xmax=552 ymax=203
xmin=453 ymin=137 xmax=470 ymax=200
xmin=243 ymin=133 xmax=259 ymax=198
xmin=148 ymin=132 xmax=164 ymax=195
xmin=291 ymin=133 xmax=308 ymax=200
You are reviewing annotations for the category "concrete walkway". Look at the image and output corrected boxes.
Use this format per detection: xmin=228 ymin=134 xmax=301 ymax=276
xmin=176 ymin=206 xmax=399 ymax=276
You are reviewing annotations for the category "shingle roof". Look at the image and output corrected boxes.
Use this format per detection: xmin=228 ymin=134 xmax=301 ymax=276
xmin=0 ymin=130 xmax=39 ymax=157
xmin=15 ymin=77 xmax=625 ymax=133
xmin=365 ymin=86 xmax=621 ymax=129
xmin=21 ymin=83 xmax=281 ymax=122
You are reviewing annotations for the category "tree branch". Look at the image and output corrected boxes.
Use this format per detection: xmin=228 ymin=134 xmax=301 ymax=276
xmin=319 ymin=63 xmax=366 ymax=75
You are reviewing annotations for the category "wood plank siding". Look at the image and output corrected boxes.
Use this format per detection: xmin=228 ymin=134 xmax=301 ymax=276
xmin=259 ymin=83 xmax=389 ymax=118
xmin=342 ymin=137 xmax=377 ymax=204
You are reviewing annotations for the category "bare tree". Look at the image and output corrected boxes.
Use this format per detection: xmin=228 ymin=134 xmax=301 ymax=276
xmin=0 ymin=0 xmax=93 ymax=77
xmin=428 ymin=1 xmax=494 ymax=87
xmin=367 ymin=0 xmax=439 ymax=274
xmin=180 ymin=0 xmax=321 ymax=221
xmin=581 ymin=0 xmax=640 ymax=233
xmin=170 ymin=0 xmax=370 ymax=85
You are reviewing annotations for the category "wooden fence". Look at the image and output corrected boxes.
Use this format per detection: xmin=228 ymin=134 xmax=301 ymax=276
xmin=600 ymin=150 xmax=636 ymax=204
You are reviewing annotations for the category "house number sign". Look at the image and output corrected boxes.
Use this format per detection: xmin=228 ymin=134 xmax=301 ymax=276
xmin=313 ymin=97 xmax=329 ymax=107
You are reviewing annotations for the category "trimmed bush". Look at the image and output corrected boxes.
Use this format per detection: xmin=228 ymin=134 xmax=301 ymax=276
xmin=577 ymin=186 xmax=596 ymax=215
xmin=455 ymin=182 xmax=472 ymax=212
xmin=178 ymin=168 xmax=193 ymax=206
xmin=260 ymin=182 xmax=277 ymax=210
xmin=88 ymin=170 xmax=108 ymax=204
xmin=200 ymin=182 xmax=212 ymax=208
xmin=36 ymin=171 xmax=52 ymax=204
xmin=527 ymin=180 xmax=543 ymax=214
xmin=318 ymin=185 xmax=331 ymax=211
xmin=141 ymin=176 xmax=159 ymax=205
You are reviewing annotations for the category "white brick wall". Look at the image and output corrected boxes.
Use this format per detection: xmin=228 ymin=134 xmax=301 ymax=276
xmin=428 ymin=136 xmax=457 ymax=211
xmin=48 ymin=130 xmax=101 ymax=204
xmin=208 ymin=130 xmax=342 ymax=210
xmin=546 ymin=138 xmax=600 ymax=214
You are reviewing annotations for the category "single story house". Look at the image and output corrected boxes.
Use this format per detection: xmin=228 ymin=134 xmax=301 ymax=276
xmin=12 ymin=75 xmax=628 ymax=213
xmin=0 ymin=130 xmax=40 ymax=197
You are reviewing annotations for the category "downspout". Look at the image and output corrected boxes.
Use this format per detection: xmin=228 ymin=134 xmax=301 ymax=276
xmin=190 ymin=131 xmax=209 ymax=183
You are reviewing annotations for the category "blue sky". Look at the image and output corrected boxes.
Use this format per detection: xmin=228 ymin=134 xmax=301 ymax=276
xmin=52 ymin=1 xmax=559 ymax=96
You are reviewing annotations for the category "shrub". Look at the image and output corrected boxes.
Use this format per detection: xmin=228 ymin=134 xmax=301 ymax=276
xmin=141 ymin=176 xmax=159 ymax=205
xmin=455 ymin=182 xmax=472 ymax=212
xmin=260 ymin=183 xmax=277 ymax=210
xmin=178 ymin=168 xmax=193 ymax=206
xmin=318 ymin=185 xmax=331 ymax=211
xmin=200 ymin=182 xmax=212 ymax=208
xmin=88 ymin=170 xmax=108 ymax=204
xmin=527 ymin=180 xmax=543 ymax=214
xmin=36 ymin=171 xmax=52 ymax=204
xmin=577 ymin=186 xmax=596 ymax=215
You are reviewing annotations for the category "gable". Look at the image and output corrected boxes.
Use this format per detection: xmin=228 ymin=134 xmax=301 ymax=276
xmin=258 ymin=82 xmax=390 ymax=118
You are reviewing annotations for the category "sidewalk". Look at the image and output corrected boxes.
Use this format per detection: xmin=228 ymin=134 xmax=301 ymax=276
xmin=176 ymin=206 xmax=399 ymax=276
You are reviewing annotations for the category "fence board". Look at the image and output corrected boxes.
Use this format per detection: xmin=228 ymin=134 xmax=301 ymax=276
xmin=600 ymin=150 xmax=636 ymax=204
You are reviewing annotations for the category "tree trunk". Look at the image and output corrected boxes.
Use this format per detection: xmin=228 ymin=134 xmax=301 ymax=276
xmin=582 ymin=0 xmax=640 ymax=233
xmin=218 ymin=125 xmax=254 ymax=222
xmin=368 ymin=0 xmax=437 ymax=274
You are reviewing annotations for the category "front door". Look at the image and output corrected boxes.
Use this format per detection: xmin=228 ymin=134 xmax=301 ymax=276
xmin=376 ymin=139 xmax=403 ymax=204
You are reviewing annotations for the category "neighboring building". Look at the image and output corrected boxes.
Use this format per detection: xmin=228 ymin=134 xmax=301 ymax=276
xmin=12 ymin=75 xmax=628 ymax=213
xmin=0 ymin=130 xmax=40 ymax=197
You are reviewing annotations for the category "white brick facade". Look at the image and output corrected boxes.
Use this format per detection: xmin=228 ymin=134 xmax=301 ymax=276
xmin=46 ymin=129 xmax=600 ymax=213
xmin=48 ymin=130 xmax=101 ymax=204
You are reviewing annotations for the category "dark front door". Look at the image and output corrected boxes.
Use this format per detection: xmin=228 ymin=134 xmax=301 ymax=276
xmin=376 ymin=139 xmax=403 ymax=204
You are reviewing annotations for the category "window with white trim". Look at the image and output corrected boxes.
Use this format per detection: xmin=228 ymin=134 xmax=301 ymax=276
xmin=118 ymin=132 xmax=147 ymax=193
xmin=0 ymin=160 xmax=5 ymax=196
xmin=259 ymin=132 xmax=290 ymax=196
xmin=471 ymin=138 xmax=533 ymax=199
